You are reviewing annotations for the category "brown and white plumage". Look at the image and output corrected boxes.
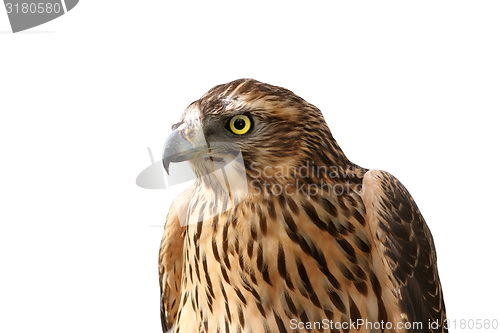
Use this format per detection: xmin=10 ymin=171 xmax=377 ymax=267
xmin=159 ymin=79 xmax=447 ymax=333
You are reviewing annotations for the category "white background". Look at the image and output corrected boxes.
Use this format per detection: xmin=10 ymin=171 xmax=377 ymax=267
xmin=1 ymin=1 xmax=499 ymax=332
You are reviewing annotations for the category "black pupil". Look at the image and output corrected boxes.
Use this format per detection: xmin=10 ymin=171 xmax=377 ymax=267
xmin=234 ymin=118 xmax=246 ymax=130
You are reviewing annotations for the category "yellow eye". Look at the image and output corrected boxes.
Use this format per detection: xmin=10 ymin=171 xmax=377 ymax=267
xmin=228 ymin=115 xmax=251 ymax=135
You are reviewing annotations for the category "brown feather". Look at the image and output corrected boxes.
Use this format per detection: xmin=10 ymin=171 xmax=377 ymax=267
xmin=159 ymin=79 xmax=447 ymax=332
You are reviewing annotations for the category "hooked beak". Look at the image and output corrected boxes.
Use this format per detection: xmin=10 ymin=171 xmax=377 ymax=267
xmin=162 ymin=123 xmax=209 ymax=175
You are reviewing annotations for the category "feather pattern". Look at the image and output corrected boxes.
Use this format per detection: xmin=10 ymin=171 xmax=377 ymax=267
xmin=158 ymin=79 xmax=447 ymax=333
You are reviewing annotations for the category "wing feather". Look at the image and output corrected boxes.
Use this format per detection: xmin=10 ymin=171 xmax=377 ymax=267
xmin=362 ymin=170 xmax=447 ymax=333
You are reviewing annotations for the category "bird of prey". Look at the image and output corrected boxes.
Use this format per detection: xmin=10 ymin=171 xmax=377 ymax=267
xmin=159 ymin=79 xmax=447 ymax=333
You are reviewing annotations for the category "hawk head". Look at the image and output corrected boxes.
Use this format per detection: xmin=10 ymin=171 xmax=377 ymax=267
xmin=163 ymin=79 xmax=353 ymax=195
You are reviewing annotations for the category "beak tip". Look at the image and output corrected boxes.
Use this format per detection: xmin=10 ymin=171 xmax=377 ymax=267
xmin=163 ymin=158 xmax=170 ymax=175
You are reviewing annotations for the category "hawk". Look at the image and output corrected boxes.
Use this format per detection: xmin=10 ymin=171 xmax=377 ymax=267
xmin=159 ymin=79 xmax=447 ymax=333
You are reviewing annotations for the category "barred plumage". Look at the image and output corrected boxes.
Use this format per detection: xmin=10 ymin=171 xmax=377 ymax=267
xmin=159 ymin=79 xmax=447 ymax=333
